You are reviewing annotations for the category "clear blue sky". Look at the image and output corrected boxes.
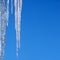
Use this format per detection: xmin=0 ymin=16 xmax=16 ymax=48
xmin=4 ymin=0 xmax=60 ymax=60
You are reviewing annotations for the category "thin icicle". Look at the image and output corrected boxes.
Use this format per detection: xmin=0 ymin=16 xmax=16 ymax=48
xmin=14 ymin=0 xmax=22 ymax=57
xmin=7 ymin=0 xmax=9 ymax=26
xmin=14 ymin=0 xmax=18 ymax=56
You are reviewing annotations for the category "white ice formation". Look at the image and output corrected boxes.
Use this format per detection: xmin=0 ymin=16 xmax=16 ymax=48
xmin=14 ymin=0 xmax=22 ymax=56
xmin=0 ymin=0 xmax=22 ymax=60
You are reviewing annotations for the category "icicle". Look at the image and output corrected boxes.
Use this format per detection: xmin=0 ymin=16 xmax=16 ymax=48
xmin=7 ymin=0 xmax=9 ymax=26
xmin=14 ymin=0 xmax=22 ymax=57
xmin=0 ymin=0 xmax=7 ymax=60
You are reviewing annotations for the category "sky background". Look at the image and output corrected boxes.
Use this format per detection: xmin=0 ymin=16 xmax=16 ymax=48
xmin=4 ymin=0 xmax=60 ymax=60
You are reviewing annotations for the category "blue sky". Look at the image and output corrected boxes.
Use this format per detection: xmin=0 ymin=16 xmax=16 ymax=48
xmin=4 ymin=0 xmax=60 ymax=60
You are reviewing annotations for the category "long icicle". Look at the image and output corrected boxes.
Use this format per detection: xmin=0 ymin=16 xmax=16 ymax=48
xmin=0 ymin=0 xmax=7 ymax=60
xmin=14 ymin=0 xmax=22 ymax=57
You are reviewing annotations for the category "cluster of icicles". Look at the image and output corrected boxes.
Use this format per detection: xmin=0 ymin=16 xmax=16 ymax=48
xmin=0 ymin=0 xmax=22 ymax=59
xmin=7 ymin=0 xmax=22 ymax=57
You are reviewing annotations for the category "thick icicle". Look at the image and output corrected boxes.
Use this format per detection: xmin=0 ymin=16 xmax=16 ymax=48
xmin=0 ymin=0 xmax=7 ymax=60
xmin=14 ymin=0 xmax=22 ymax=57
